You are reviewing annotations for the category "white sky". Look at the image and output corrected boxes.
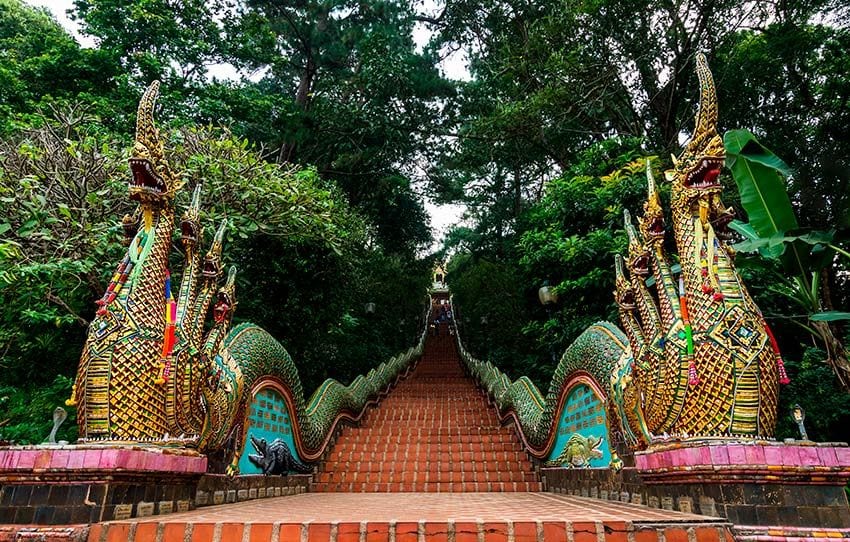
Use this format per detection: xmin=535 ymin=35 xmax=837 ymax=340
xmin=24 ymin=0 xmax=468 ymax=251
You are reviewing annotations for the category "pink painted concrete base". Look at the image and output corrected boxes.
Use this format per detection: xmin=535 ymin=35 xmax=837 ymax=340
xmin=0 ymin=444 xmax=206 ymax=481
xmin=733 ymin=524 xmax=850 ymax=542
xmin=635 ymin=441 xmax=850 ymax=485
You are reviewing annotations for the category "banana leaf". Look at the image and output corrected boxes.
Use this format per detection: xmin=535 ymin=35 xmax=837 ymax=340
xmin=724 ymin=129 xmax=819 ymax=275
xmin=724 ymin=129 xmax=797 ymax=237
xmin=810 ymin=312 xmax=850 ymax=322
xmin=728 ymin=220 xmax=785 ymax=259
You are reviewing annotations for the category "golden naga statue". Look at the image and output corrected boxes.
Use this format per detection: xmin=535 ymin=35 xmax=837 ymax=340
xmin=68 ymin=82 xmax=427 ymax=476
xmin=70 ymin=81 xmax=185 ymax=441
xmin=68 ymin=82 xmax=273 ymax=452
xmin=614 ymin=54 xmax=786 ymax=442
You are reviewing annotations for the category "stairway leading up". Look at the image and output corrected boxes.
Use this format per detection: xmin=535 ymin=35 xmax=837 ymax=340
xmin=312 ymin=300 xmax=542 ymax=493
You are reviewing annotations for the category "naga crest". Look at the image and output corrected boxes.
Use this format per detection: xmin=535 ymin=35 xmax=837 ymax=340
xmin=614 ymin=255 xmax=635 ymax=311
xmin=639 ymin=163 xmax=665 ymax=244
xmin=624 ymin=209 xmax=650 ymax=277
xmin=181 ymin=185 xmax=203 ymax=251
xmin=203 ymin=220 xmax=228 ymax=279
xmin=129 ymin=81 xmax=180 ymax=205
xmin=213 ymin=266 xmax=237 ymax=324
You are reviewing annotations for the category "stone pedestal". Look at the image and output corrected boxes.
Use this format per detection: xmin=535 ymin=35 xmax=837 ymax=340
xmin=635 ymin=441 xmax=850 ymax=540
xmin=0 ymin=444 xmax=206 ymax=525
xmin=542 ymin=441 xmax=850 ymax=540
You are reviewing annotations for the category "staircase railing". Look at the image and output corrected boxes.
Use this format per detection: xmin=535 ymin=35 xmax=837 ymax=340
xmin=450 ymin=296 xmax=628 ymax=460
xmin=294 ymin=295 xmax=433 ymax=460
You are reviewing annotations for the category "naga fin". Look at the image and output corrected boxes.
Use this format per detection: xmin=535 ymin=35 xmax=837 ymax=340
xmin=623 ymin=210 xmax=639 ymax=244
xmin=224 ymin=266 xmax=237 ymax=289
xmin=646 ymin=158 xmax=656 ymax=195
xmin=189 ymin=184 xmax=202 ymax=212
xmin=614 ymin=254 xmax=627 ymax=279
xmin=694 ymin=53 xmax=718 ymax=135
xmin=134 ymin=81 xmax=163 ymax=162
xmin=212 ymin=219 xmax=227 ymax=248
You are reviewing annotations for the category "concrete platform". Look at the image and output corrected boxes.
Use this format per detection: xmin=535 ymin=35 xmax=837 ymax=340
xmin=88 ymin=492 xmax=733 ymax=542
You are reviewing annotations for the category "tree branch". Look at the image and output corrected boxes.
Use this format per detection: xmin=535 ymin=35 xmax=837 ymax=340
xmin=46 ymin=292 xmax=89 ymax=327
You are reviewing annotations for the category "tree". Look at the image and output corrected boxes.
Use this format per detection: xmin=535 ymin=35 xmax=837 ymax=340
xmin=72 ymin=0 xmax=223 ymax=86
xmin=0 ymin=0 xmax=120 ymax=133
xmin=218 ymin=0 xmax=452 ymax=254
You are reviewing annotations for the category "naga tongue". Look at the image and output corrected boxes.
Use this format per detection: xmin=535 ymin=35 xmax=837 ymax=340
xmin=703 ymin=168 xmax=720 ymax=184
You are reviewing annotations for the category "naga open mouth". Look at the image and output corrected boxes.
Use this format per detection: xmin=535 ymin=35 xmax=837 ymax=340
xmin=711 ymin=206 xmax=736 ymax=240
xmin=618 ymin=289 xmax=636 ymax=310
xmin=202 ymin=256 xmax=220 ymax=278
xmin=129 ymin=158 xmax=167 ymax=200
xmin=213 ymin=292 xmax=232 ymax=323
xmin=647 ymin=216 xmax=665 ymax=238
xmin=630 ymin=254 xmax=650 ymax=276
xmin=684 ymin=157 xmax=723 ymax=190
xmin=181 ymin=220 xmax=199 ymax=245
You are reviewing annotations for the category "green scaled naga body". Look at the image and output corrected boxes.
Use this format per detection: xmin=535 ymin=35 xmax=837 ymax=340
xmin=69 ymin=82 xmax=425 ymax=473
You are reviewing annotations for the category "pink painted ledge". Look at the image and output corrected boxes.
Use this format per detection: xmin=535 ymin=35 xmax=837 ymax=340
xmin=733 ymin=524 xmax=850 ymax=542
xmin=634 ymin=441 xmax=850 ymax=471
xmin=0 ymin=445 xmax=207 ymax=474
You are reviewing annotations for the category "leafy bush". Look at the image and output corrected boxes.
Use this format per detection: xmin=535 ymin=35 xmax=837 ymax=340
xmin=776 ymin=347 xmax=850 ymax=442
xmin=0 ymin=375 xmax=77 ymax=444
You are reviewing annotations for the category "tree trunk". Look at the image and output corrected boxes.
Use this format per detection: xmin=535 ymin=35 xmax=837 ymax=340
xmin=811 ymin=320 xmax=850 ymax=392
xmin=278 ymin=60 xmax=316 ymax=164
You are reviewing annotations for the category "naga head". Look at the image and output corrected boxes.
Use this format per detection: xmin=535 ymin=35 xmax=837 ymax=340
xmin=213 ymin=266 xmax=237 ymax=324
xmin=121 ymin=210 xmax=140 ymax=246
xmin=639 ymin=161 xmax=665 ymax=244
xmin=181 ymin=185 xmax=203 ymax=252
xmin=129 ymin=81 xmax=180 ymax=207
xmin=624 ymin=210 xmax=650 ymax=277
xmin=614 ymin=255 xmax=636 ymax=310
xmin=203 ymin=219 xmax=228 ymax=279
xmin=667 ymin=54 xmax=725 ymax=217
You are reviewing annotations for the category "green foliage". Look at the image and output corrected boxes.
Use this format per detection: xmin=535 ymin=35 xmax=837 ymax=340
xmin=776 ymin=348 xmax=850 ymax=442
xmin=725 ymin=129 xmax=797 ymax=240
xmin=0 ymin=0 xmax=122 ymax=134
xmin=0 ymin=376 xmax=77 ymax=445
xmin=217 ymin=0 xmax=451 ymax=255
xmin=175 ymin=127 xmax=363 ymax=253
xmin=446 ymin=138 xmax=651 ymax=388
xmin=72 ymin=0 xmax=223 ymax=85
xmin=518 ymin=139 xmax=651 ymax=355
xmin=716 ymin=20 xmax=850 ymax=233
xmin=0 ymin=109 xmax=128 ymax=388
xmin=446 ymin=254 xmax=542 ymax=384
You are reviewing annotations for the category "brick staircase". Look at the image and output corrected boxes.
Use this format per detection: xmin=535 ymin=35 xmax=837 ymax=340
xmin=311 ymin=310 xmax=542 ymax=493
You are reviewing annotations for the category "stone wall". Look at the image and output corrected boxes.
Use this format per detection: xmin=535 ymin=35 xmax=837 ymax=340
xmin=194 ymin=474 xmax=310 ymax=508
xmin=541 ymin=467 xmax=850 ymax=529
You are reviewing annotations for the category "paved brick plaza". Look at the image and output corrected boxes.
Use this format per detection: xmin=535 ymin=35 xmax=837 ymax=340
xmin=89 ymin=492 xmax=732 ymax=542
